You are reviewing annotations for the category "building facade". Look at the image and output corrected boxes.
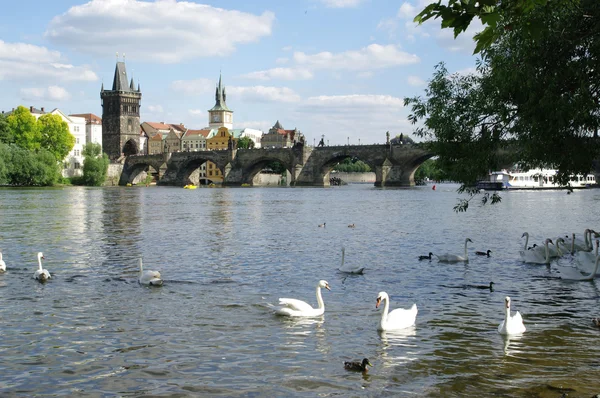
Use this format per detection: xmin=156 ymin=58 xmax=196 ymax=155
xmin=70 ymin=113 xmax=102 ymax=151
xmin=261 ymin=120 xmax=303 ymax=148
xmin=101 ymin=60 xmax=142 ymax=160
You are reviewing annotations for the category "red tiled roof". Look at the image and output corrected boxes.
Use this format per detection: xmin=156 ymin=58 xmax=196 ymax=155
xmin=70 ymin=113 xmax=102 ymax=125
xmin=185 ymin=129 xmax=211 ymax=138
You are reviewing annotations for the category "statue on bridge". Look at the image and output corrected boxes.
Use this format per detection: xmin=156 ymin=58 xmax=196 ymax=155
xmin=317 ymin=137 xmax=325 ymax=147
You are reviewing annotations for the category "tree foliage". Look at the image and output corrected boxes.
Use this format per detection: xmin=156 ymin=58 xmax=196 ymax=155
xmin=38 ymin=113 xmax=75 ymax=161
xmin=237 ymin=136 xmax=255 ymax=149
xmin=0 ymin=143 xmax=61 ymax=186
xmin=333 ymin=157 xmax=372 ymax=172
xmin=0 ymin=113 xmax=12 ymax=145
xmin=81 ymin=143 xmax=109 ymax=186
xmin=407 ymin=0 xmax=600 ymax=210
xmin=414 ymin=158 xmax=447 ymax=183
xmin=7 ymin=106 xmax=41 ymax=151
xmin=414 ymin=0 xmax=557 ymax=53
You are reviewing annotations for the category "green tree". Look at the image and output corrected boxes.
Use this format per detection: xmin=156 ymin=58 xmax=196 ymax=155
xmin=81 ymin=143 xmax=109 ymax=186
xmin=6 ymin=106 xmax=41 ymax=150
xmin=0 ymin=143 xmax=9 ymax=185
xmin=414 ymin=0 xmax=557 ymax=53
xmin=0 ymin=113 xmax=12 ymax=145
xmin=237 ymin=136 xmax=255 ymax=149
xmin=5 ymin=145 xmax=60 ymax=186
xmin=38 ymin=113 xmax=75 ymax=161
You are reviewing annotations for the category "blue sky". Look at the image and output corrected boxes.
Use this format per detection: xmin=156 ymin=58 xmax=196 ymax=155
xmin=0 ymin=0 xmax=482 ymax=145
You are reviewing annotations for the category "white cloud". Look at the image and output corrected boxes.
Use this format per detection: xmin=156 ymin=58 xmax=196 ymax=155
xmin=407 ymin=75 xmax=425 ymax=86
xmin=282 ymin=46 xmax=292 ymax=52
xmin=397 ymin=3 xmax=416 ymax=19
xmin=147 ymin=105 xmax=164 ymax=113
xmin=0 ymin=40 xmax=97 ymax=82
xmin=171 ymin=78 xmax=214 ymax=95
xmin=240 ymin=68 xmax=313 ymax=81
xmin=45 ymin=0 xmax=275 ymax=63
xmin=376 ymin=18 xmax=398 ymax=38
xmin=293 ymin=44 xmax=419 ymax=71
xmin=229 ymin=86 xmax=301 ymax=103
xmin=317 ymin=0 xmax=366 ymax=8
xmin=275 ymin=57 xmax=289 ymax=64
xmin=20 ymin=85 xmax=71 ymax=101
xmin=303 ymin=94 xmax=404 ymax=111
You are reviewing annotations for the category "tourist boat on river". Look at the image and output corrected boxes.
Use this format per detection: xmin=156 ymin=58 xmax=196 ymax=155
xmin=478 ymin=169 xmax=597 ymax=190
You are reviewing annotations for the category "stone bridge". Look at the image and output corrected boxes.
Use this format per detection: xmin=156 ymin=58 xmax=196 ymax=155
xmin=119 ymin=144 xmax=434 ymax=187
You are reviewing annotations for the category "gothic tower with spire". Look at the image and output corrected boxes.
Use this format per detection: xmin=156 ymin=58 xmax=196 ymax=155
xmin=208 ymin=73 xmax=233 ymax=129
xmin=100 ymin=59 xmax=142 ymax=160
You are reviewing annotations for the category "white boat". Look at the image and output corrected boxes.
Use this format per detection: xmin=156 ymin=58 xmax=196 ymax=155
xmin=481 ymin=169 xmax=596 ymax=190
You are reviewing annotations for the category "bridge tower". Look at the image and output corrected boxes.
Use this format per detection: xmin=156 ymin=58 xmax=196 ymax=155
xmin=208 ymin=73 xmax=233 ymax=130
xmin=101 ymin=58 xmax=142 ymax=160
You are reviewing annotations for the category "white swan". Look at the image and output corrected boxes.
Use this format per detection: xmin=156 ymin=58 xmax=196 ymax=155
xmin=575 ymin=239 xmax=600 ymax=273
xmin=376 ymin=291 xmax=418 ymax=331
xmin=275 ymin=280 xmax=330 ymax=317
xmin=138 ymin=258 xmax=163 ymax=286
xmin=498 ymin=296 xmax=526 ymax=335
xmin=519 ymin=238 xmax=553 ymax=264
xmin=436 ymin=238 xmax=472 ymax=263
xmin=33 ymin=252 xmax=50 ymax=282
xmin=558 ymin=256 xmax=600 ymax=281
xmin=0 ymin=251 xmax=6 ymax=272
xmin=338 ymin=248 xmax=365 ymax=274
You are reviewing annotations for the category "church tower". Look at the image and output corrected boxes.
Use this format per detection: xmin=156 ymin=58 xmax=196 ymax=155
xmin=208 ymin=74 xmax=233 ymax=129
xmin=101 ymin=59 xmax=142 ymax=160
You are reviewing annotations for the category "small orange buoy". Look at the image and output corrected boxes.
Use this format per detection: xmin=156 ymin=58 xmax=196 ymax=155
xmin=432 ymin=184 xmax=436 ymax=190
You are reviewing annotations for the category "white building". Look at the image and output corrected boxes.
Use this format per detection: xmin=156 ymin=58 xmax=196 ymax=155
xmin=70 ymin=113 xmax=103 ymax=150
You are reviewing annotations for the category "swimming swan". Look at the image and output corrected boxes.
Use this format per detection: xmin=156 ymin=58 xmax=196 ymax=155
xmin=559 ymin=255 xmax=600 ymax=281
xmin=0 ymin=252 xmax=6 ymax=272
xmin=575 ymin=240 xmax=600 ymax=273
xmin=338 ymin=248 xmax=365 ymax=274
xmin=436 ymin=238 xmax=472 ymax=263
xmin=138 ymin=258 xmax=163 ymax=286
xmin=519 ymin=238 xmax=553 ymax=264
xmin=498 ymin=296 xmax=526 ymax=335
xmin=33 ymin=252 xmax=50 ymax=282
xmin=275 ymin=280 xmax=330 ymax=317
xmin=375 ymin=291 xmax=417 ymax=331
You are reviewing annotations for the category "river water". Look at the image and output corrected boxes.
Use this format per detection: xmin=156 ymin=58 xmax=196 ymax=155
xmin=1 ymin=184 xmax=600 ymax=397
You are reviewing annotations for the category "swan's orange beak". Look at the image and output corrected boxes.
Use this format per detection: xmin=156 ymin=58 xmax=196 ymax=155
xmin=325 ymin=284 xmax=331 ymax=291
xmin=376 ymin=297 xmax=381 ymax=309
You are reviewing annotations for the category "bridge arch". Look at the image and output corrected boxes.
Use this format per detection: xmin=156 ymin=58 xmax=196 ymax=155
xmin=119 ymin=154 xmax=165 ymax=185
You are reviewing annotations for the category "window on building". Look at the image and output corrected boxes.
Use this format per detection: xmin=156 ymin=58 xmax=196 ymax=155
xmin=76 ymin=138 xmax=80 ymax=144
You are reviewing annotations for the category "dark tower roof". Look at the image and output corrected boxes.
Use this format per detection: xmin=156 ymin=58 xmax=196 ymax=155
xmin=273 ymin=120 xmax=283 ymax=129
xmin=209 ymin=73 xmax=231 ymax=112
xmin=112 ymin=61 xmax=133 ymax=92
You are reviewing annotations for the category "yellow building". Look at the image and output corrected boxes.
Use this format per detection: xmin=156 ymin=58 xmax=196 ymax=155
xmin=206 ymin=127 xmax=236 ymax=183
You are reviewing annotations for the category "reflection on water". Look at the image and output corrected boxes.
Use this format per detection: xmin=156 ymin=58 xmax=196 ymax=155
xmin=2 ymin=185 xmax=600 ymax=396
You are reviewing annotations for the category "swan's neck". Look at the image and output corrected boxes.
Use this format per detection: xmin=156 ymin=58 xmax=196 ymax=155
xmin=139 ymin=260 xmax=144 ymax=274
xmin=585 ymin=230 xmax=590 ymax=250
xmin=523 ymin=234 xmax=529 ymax=251
xmin=544 ymin=241 xmax=550 ymax=263
xmin=464 ymin=240 xmax=469 ymax=260
xmin=381 ymin=296 xmax=390 ymax=326
xmin=341 ymin=249 xmax=345 ymax=267
xmin=595 ymin=241 xmax=599 ymax=257
xmin=38 ymin=256 xmax=43 ymax=270
xmin=316 ymin=286 xmax=325 ymax=309
xmin=504 ymin=304 xmax=511 ymax=323
xmin=571 ymin=234 xmax=575 ymax=253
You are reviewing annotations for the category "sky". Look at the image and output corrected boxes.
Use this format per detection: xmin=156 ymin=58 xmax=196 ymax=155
xmin=0 ymin=0 xmax=483 ymax=146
